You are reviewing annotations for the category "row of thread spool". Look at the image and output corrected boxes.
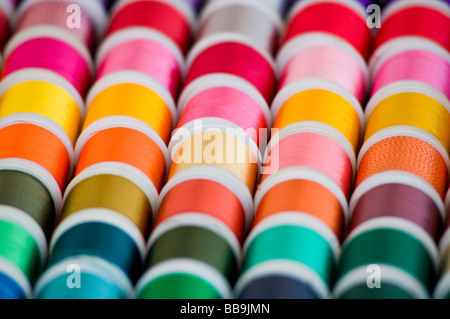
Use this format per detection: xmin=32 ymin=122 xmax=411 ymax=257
xmin=0 ymin=0 xmax=110 ymax=299
xmin=333 ymin=0 xmax=450 ymax=299
xmin=234 ymin=0 xmax=371 ymax=299
xmin=33 ymin=0 xmax=203 ymax=298
xmin=133 ymin=0 xmax=288 ymax=299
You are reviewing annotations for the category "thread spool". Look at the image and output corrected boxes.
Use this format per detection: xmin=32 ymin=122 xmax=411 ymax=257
xmin=3 ymin=27 xmax=93 ymax=97
xmin=272 ymin=82 xmax=364 ymax=153
xmin=49 ymin=211 xmax=145 ymax=284
xmin=276 ymin=34 xmax=369 ymax=105
xmin=85 ymin=76 xmax=177 ymax=145
xmin=197 ymin=0 xmax=282 ymax=56
xmin=241 ymin=212 xmax=340 ymax=299
xmin=61 ymin=166 xmax=156 ymax=237
xmin=185 ymin=36 xmax=276 ymax=104
xmin=334 ymin=220 xmax=438 ymax=299
xmin=0 ymin=206 xmax=48 ymax=299
xmin=75 ymin=122 xmax=169 ymax=193
xmin=0 ymin=170 xmax=56 ymax=238
xmin=169 ymin=119 xmax=261 ymax=194
xmin=136 ymin=214 xmax=239 ymax=299
xmin=235 ymin=274 xmax=321 ymax=299
xmin=350 ymin=183 xmax=444 ymax=244
xmin=0 ymin=70 xmax=85 ymax=145
xmin=155 ymin=165 xmax=253 ymax=243
xmin=107 ymin=0 xmax=195 ymax=54
xmin=356 ymin=128 xmax=450 ymax=199
xmin=0 ymin=122 xmax=73 ymax=193
xmin=375 ymin=0 xmax=450 ymax=52
xmin=146 ymin=225 xmax=239 ymax=287
xmin=95 ymin=28 xmax=184 ymax=100
xmin=370 ymin=41 xmax=450 ymax=101
xmin=262 ymin=123 xmax=356 ymax=199
xmin=177 ymin=85 xmax=269 ymax=146
xmin=283 ymin=0 xmax=372 ymax=60
xmin=364 ymin=91 xmax=450 ymax=154
xmin=14 ymin=0 xmax=108 ymax=50
xmin=34 ymin=256 xmax=133 ymax=299
xmin=254 ymin=167 xmax=348 ymax=242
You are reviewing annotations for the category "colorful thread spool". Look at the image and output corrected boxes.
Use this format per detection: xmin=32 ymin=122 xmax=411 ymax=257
xmin=0 ymin=70 xmax=84 ymax=145
xmin=95 ymin=28 xmax=184 ymax=100
xmin=356 ymin=129 xmax=449 ymax=199
xmin=375 ymin=0 xmax=450 ymax=52
xmin=136 ymin=215 xmax=239 ymax=299
xmin=185 ymin=38 xmax=276 ymax=104
xmin=262 ymin=123 xmax=356 ymax=199
xmin=370 ymin=40 xmax=450 ymax=101
xmin=85 ymin=79 xmax=176 ymax=145
xmin=334 ymin=221 xmax=438 ymax=299
xmin=0 ymin=206 xmax=47 ymax=299
xmin=155 ymin=165 xmax=253 ymax=243
xmin=0 ymin=121 xmax=73 ymax=194
xmin=168 ymin=119 xmax=261 ymax=194
xmin=75 ymin=120 xmax=169 ymax=194
xmin=3 ymin=28 xmax=94 ymax=97
xmin=272 ymin=85 xmax=364 ymax=153
xmin=177 ymin=84 xmax=269 ymax=146
xmin=15 ymin=0 xmax=108 ymax=50
xmin=197 ymin=0 xmax=282 ymax=56
xmin=276 ymin=34 xmax=369 ymax=105
xmin=107 ymin=0 xmax=195 ymax=53
xmin=34 ymin=256 xmax=133 ymax=299
xmin=364 ymin=91 xmax=450 ymax=154
xmin=283 ymin=0 xmax=372 ymax=60
xmin=238 ymin=212 xmax=340 ymax=299
xmin=254 ymin=166 xmax=349 ymax=242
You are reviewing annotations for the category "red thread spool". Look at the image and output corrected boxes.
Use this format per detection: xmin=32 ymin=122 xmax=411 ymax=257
xmin=356 ymin=130 xmax=449 ymax=199
xmin=283 ymin=0 xmax=372 ymax=60
xmin=75 ymin=122 xmax=169 ymax=193
xmin=177 ymin=85 xmax=268 ymax=145
xmin=350 ymin=183 xmax=444 ymax=244
xmin=0 ymin=122 xmax=73 ymax=193
xmin=375 ymin=1 xmax=450 ymax=52
xmin=262 ymin=124 xmax=356 ymax=199
xmin=107 ymin=0 xmax=194 ymax=54
xmin=155 ymin=177 xmax=247 ymax=243
xmin=3 ymin=32 xmax=93 ymax=97
xmin=185 ymin=39 xmax=276 ymax=104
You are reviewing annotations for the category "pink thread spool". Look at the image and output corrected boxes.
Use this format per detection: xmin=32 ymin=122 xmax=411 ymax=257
xmin=276 ymin=34 xmax=369 ymax=105
xmin=96 ymin=28 xmax=185 ymax=100
xmin=185 ymin=37 xmax=277 ymax=104
xmin=107 ymin=0 xmax=195 ymax=54
xmin=3 ymin=30 xmax=93 ymax=97
xmin=14 ymin=0 xmax=107 ymax=50
xmin=177 ymin=84 xmax=269 ymax=145
xmin=262 ymin=123 xmax=356 ymax=199
xmin=370 ymin=39 xmax=450 ymax=100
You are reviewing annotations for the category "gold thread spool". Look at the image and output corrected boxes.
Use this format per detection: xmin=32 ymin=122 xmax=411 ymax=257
xmin=61 ymin=174 xmax=152 ymax=236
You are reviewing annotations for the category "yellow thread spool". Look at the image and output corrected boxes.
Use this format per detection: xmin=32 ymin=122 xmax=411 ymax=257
xmin=0 ymin=80 xmax=81 ymax=145
xmin=84 ymin=83 xmax=174 ymax=144
xmin=365 ymin=92 xmax=450 ymax=154
xmin=273 ymin=89 xmax=362 ymax=152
